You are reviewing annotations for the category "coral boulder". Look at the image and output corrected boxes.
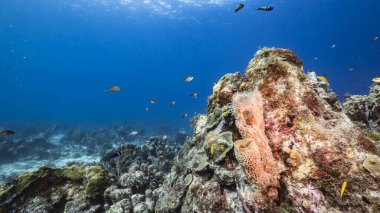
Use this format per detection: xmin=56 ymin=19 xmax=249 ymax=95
xmin=156 ymin=48 xmax=380 ymax=212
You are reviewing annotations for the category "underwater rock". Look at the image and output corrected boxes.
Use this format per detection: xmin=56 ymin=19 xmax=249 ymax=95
xmin=207 ymin=72 xmax=243 ymax=113
xmin=106 ymin=198 xmax=132 ymax=213
xmin=204 ymin=131 xmax=233 ymax=163
xmin=102 ymin=136 xmax=180 ymax=212
xmin=306 ymin=70 xmax=342 ymax=112
xmin=363 ymin=154 xmax=380 ymax=178
xmin=0 ymin=165 xmax=110 ymax=212
xmin=156 ymin=48 xmax=380 ymax=212
xmin=343 ymin=85 xmax=380 ymax=144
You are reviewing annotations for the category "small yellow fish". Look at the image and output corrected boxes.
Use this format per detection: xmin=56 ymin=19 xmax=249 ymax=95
xmin=210 ymin=144 xmax=215 ymax=155
xmin=184 ymin=76 xmax=193 ymax=83
xmin=151 ymin=99 xmax=157 ymax=104
xmin=317 ymin=76 xmax=328 ymax=83
xmin=182 ymin=113 xmax=188 ymax=119
xmin=190 ymin=92 xmax=198 ymax=99
xmin=105 ymin=85 xmax=120 ymax=92
xmin=340 ymin=180 xmax=347 ymax=197
xmin=372 ymin=77 xmax=380 ymax=83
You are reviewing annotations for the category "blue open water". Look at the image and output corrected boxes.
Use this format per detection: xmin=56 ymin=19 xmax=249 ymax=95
xmin=1 ymin=0 xmax=379 ymax=128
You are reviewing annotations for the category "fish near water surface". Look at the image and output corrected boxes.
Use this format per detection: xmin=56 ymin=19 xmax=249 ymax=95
xmin=257 ymin=6 xmax=274 ymax=11
xmin=234 ymin=3 xmax=244 ymax=13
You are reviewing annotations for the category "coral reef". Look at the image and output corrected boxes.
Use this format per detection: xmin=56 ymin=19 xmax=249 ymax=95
xmin=0 ymin=165 xmax=109 ymax=212
xmin=1 ymin=48 xmax=380 ymax=212
xmin=156 ymin=48 xmax=380 ymax=212
xmin=343 ymin=85 xmax=380 ymax=148
xmin=102 ymin=136 xmax=181 ymax=212
xmin=0 ymin=134 xmax=181 ymax=213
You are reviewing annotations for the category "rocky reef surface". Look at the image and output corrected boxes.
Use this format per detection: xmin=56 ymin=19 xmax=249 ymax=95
xmin=0 ymin=136 xmax=182 ymax=212
xmin=102 ymin=136 xmax=181 ymax=213
xmin=1 ymin=48 xmax=380 ymax=212
xmin=0 ymin=165 xmax=109 ymax=212
xmin=155 ymin=48 xmax=380 ymax=212
xmin=343 ymin=85 xmax=380 ymax=148
xmin=0 ymin=124 xmax=188 ymax=183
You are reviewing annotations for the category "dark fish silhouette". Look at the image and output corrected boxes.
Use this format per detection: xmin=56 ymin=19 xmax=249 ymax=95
xmin=109 ymin=149 xmax=129 ymax=160
xmin=190 ymin=92 xmax=198 ymax=99
xmin=234 ymin=4 xmax=244 ymax=13
xmin=0 ymin=130 xmax=15 ymax=135
xmin=257 ymin=6 xmax=274 ymax=11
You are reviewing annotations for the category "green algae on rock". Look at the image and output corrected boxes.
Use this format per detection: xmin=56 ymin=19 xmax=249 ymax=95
xmin=0 ymin=165 xmax=110 ymax=212
xmin=204 ymin=131 xmax=234 ymax=163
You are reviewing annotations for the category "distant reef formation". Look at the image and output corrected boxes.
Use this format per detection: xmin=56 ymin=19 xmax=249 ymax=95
xmin=1 ymin=48 xmax=380 ymax=213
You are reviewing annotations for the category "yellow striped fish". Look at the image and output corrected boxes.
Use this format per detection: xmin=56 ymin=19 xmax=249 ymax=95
xmin=210 ymin=144 xmax=215 ymax=155
xmin=317 ymin=76 xmax=328 ymax=83
xmin=340 ymin=180 xmax=347 ymax=197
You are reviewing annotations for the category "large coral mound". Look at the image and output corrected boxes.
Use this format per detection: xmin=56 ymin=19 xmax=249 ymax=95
xmin=156 ymin=48 xmax=380 ymax=212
